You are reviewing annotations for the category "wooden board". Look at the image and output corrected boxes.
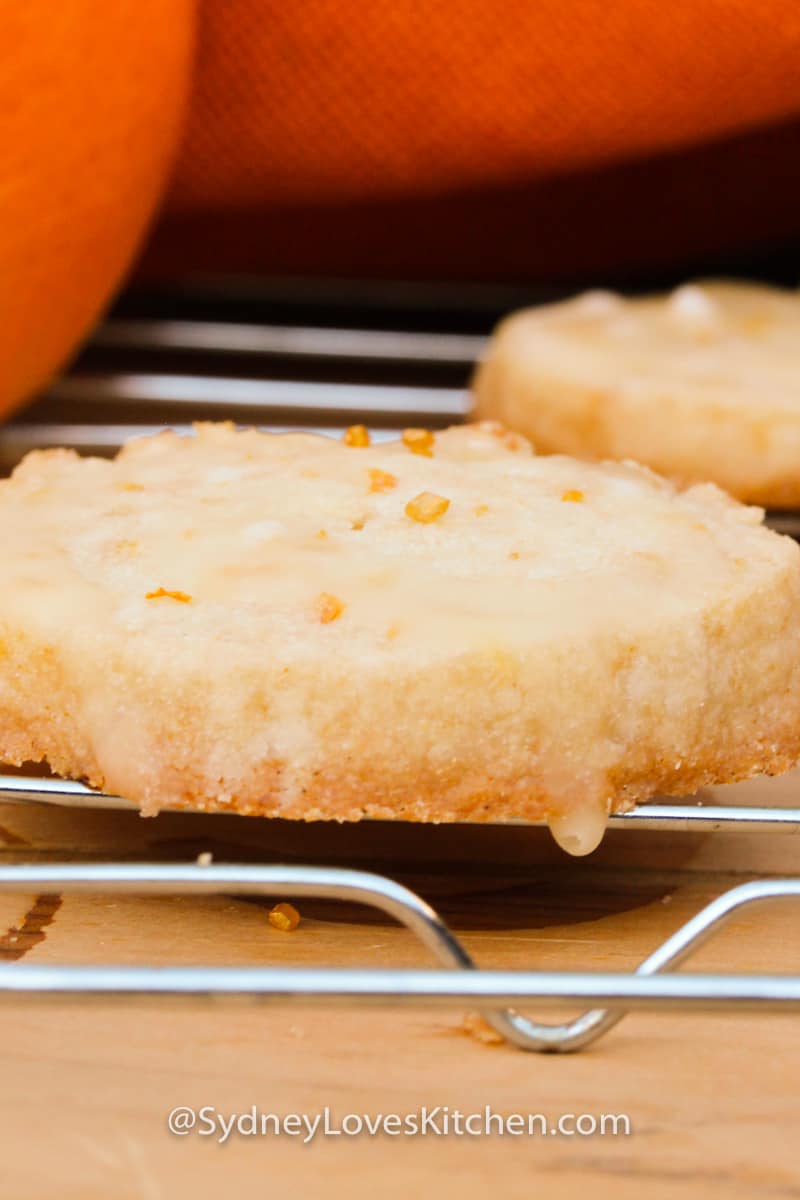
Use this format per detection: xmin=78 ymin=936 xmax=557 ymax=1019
xmin=1 ymin=769 xmax=799 ymax=1199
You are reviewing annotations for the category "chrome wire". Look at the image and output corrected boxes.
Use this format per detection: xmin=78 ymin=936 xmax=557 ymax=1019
xmin=94 ymin=320 xmax=487 ymax=366
xmin=0 ymin=863 xmax=797 ymax=1052
xmin=3 ymin=774 xmax=800 ymax=833
xmin=44 ymin=374 xmax=468 ymax=419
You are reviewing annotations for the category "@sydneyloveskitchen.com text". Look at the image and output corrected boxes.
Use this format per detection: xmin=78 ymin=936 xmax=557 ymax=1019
xmin=167 ymin=1105 xmax=632 ymax=1144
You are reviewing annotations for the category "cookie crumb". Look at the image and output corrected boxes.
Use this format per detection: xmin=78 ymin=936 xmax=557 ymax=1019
xmin=269 ymin=902 xmax=301 ymax=932
xmin=462 ymin=1012 xmax=504 ymax=1045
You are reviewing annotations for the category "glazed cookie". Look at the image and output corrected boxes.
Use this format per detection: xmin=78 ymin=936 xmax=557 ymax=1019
xmin=2 ymin=420 xmax=800 ymax=854
xmin=473 ymin=281 xmax=800 ymax=506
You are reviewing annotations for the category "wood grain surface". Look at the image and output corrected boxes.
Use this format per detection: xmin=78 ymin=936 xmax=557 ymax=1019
xmin=0 ymin=769 xmax=799 ymax=1200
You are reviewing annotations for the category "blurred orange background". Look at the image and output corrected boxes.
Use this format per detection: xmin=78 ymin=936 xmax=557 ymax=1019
xmin=2 ymin=0 xmax=800 ymax=415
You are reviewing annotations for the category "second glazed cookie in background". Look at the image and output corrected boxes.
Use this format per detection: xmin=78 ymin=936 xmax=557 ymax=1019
xmin=473 ymin=281 xmax=800 ymax=507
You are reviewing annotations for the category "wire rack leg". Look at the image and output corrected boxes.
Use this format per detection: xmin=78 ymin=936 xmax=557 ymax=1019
xmin=0 ymin=865 xmax=797 ymax=1052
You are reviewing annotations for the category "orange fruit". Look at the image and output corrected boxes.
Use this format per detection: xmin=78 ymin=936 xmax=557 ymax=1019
xmin=0 ymin=1 xmax=194 ymax=417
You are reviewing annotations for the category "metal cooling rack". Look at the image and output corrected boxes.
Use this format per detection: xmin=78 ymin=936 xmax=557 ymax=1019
xmin=3 ymin=771 xmax=800 ymax=1050
xmin=1 ymin=278 xmax=799 ymax=1050
xmin=4 ymin=773 xmax=800 ymax=833
xmin=0 ymin=862 xmax=798 ymax=1053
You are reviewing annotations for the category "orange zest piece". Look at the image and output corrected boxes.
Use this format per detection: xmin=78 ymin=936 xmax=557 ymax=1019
xmin=561 ymin=489 xmax=585 ymax=503
xmin=145 ymin=587 xmax=192 ymax=603
xmin=405 ymin=491 xmax=450 ymax=523
xmin=402 ymin=428 xmax=434 ymax=457
xmin=343 ymin=424 xmax=370 ymax=448
xmin=368 ymin=468 xmax=397 ymax=493
xmin=268 ymin=902 xmax=301 ymax=932
xmin=315 ymin=592 xmax=345 ymax=623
